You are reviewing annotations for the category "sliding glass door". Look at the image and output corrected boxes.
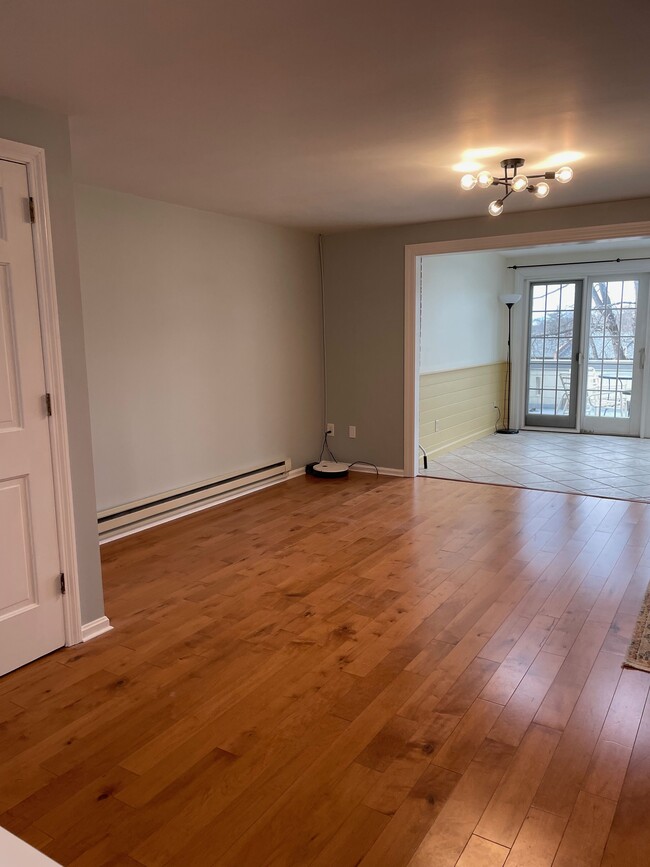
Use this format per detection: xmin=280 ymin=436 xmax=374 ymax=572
xmin=581 ymin=276 xmax=648 ymax=436
xmin=524 ymin=274 xmax=648 ymax=435
xmin=525 ymin=281 xmax=583 ymax=428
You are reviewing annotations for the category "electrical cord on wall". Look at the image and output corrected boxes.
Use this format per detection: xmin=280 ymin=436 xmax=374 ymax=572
xmin=494 ymin=405 xmax=502 ymax=433
xmin=318 ymin=234 xmax=328 ymax=437
xmin=319 ymin=431 xmax=338 ymax=463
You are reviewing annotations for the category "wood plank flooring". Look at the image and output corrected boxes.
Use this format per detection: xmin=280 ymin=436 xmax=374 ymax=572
xmin=1 ymin=473 xmax=650 ymax=865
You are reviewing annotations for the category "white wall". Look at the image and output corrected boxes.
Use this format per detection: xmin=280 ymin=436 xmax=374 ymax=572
xmin=420 ymin=250 xmax=507 ymax=373
xmin=76 ymin=185 xmax=323 ymax=511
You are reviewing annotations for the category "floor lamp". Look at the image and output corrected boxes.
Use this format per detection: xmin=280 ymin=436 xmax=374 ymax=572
xmin=497 ymin=293 xmax=522 ymax=434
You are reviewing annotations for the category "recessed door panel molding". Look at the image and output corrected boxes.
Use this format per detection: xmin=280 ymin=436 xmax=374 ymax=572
xmin=0 ymin=263 xmax=23 ymax=430
xmin=0 ymin=186 xmax=6 ymax=242
xmin=0 ymin=476 xmax=37 ymax=618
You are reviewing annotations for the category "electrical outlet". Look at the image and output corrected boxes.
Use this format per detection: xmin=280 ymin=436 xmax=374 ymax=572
xmin=348 ymin=425 xmax=356 ymax=438
xmin=435 ymin=419 xmax=440 ymax=432
xmin=326 ymin=423 xmax=335 ymax=435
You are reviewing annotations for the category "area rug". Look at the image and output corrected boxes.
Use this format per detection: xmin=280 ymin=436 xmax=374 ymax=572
xmin=625 ymin=586 xmax=650 ymax=672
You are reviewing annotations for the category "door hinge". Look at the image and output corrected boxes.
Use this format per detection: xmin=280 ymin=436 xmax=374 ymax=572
xmin=28 ymin=196 xmax=36 ymax=223
xmin=60 ymin=572 xmax=66 ymax=594
xmin=45 ymin=392 xmax=52 ymax=416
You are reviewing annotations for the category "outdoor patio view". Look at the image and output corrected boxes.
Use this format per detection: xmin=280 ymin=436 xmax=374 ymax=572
xmin=527 ymin=278 xmax=639 ymax=420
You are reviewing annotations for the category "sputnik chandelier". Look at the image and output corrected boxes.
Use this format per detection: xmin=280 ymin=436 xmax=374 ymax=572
xmin=460 ymin=158 xmax=574 ymax=216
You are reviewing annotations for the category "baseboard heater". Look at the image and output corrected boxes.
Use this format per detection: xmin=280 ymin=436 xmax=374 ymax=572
xmin=97 ymin=459 xmax=291 ymax=540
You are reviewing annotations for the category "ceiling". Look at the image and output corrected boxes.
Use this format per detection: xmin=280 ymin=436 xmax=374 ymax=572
xmin=1 ymin=0 xmax=649 ymax=231
xmin=497 ymin=237 xmax=650 ymax=258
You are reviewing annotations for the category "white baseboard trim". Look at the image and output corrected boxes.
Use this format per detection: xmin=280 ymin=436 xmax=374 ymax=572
xmin=81 ymin=616 xmax=113 ymax=642
xmin=348 ymin=464 xmax=404 ymax=477
xmin=99 ymin=467 xmax=307 ymax=544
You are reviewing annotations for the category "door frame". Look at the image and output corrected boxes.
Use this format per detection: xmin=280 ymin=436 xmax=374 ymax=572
xmin=513 ymin=264 xmax=650 ymax=436
xmin=0 ymin=136 xmax=82 ymax=645
xmin=404 ymin=221 xmax=650 ymax=477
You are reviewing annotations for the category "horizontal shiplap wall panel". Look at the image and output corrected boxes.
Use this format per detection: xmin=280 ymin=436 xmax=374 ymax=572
xmin=419 ymin=363 xmax=507 ymax=460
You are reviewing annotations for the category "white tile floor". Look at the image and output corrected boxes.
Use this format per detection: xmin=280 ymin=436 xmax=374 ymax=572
xmin=420 ymin=431 xmax=650 ymax=501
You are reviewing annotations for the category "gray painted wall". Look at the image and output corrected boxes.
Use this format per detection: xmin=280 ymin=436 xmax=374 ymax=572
xmin=0 ymin=97 xmax=104 ymax=624
xmin=75 ymin=185 xmax=323 ymax=510
xmin=323 ymin=198 xmax=650 ymax=470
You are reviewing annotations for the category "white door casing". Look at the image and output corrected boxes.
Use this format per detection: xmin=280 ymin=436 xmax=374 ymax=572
xmin=0 ymin=151 xmax=78 ymax=675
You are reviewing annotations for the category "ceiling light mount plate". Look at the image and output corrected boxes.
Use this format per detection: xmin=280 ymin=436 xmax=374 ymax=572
xmin=500 ymin=157 xmax=525 ymax=170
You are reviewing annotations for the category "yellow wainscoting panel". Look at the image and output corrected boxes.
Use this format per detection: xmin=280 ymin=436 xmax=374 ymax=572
xmin=419 ymin=362 xmax=507 ymax=461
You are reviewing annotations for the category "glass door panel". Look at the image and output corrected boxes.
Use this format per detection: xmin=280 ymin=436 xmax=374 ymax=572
xmin=525 ymin=281 xmax=583 ymax=428
xmin=581 ymin=277 xmax=647 ymax=435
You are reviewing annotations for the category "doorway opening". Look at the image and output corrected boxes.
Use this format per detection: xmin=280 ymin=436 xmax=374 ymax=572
xmin=406 ymin=231 xmax=650 ymax=501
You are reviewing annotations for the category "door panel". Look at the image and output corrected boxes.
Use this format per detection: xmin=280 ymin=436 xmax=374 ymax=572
xmin=581 ymin=277 xmax=647 ymax=436
xmin=0 ymin=158 xmax=64 ymax=676
xmin=0 ymin=477 xmax=37 ymax=615
xmin=525 ymin=280 xmax=583 ymax=428
xmin=0 ymin=264 xmax=22 ymax=429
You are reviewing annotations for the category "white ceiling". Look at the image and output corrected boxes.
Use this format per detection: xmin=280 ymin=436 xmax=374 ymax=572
xmin=1 ymin=0 xmax=649 ymax=231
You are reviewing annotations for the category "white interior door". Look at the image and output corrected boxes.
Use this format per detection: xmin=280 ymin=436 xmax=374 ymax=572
xmin=580 ymin=275 xmax=648 ymax=436
xmin=0 ymin=158 xmax=65 ymax=676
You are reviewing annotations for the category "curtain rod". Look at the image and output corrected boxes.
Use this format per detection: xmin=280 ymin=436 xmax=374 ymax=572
xmin=508 ymin=255 xmax=650 ymax=270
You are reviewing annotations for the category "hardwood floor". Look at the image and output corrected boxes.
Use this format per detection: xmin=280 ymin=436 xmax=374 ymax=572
xmin=1 ymin=473 xmax=650 ymax=865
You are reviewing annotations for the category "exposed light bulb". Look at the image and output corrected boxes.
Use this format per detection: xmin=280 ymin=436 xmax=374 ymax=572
xmin=488 ymin=199 xmax=504 ymax=217
xmin=476 ymin=170 xmax=494 ymax=189
xmin=511 ymin=174 xmax=528 ymax=192
xmin=533 ymin=181 xmax=550 ymax=198
xmin=460 ymin=174 xmax=477 ymax=190
xmin=555 ymin=166 xmax=573 ymax=184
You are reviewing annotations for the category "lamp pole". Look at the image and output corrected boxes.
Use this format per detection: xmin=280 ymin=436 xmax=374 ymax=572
xmin=497 ymin=293 xmax=522 ymax=434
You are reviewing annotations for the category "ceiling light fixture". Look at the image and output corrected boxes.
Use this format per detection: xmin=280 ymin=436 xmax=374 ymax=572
xmin=459 ymin=157 xmax=574 ymax=216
